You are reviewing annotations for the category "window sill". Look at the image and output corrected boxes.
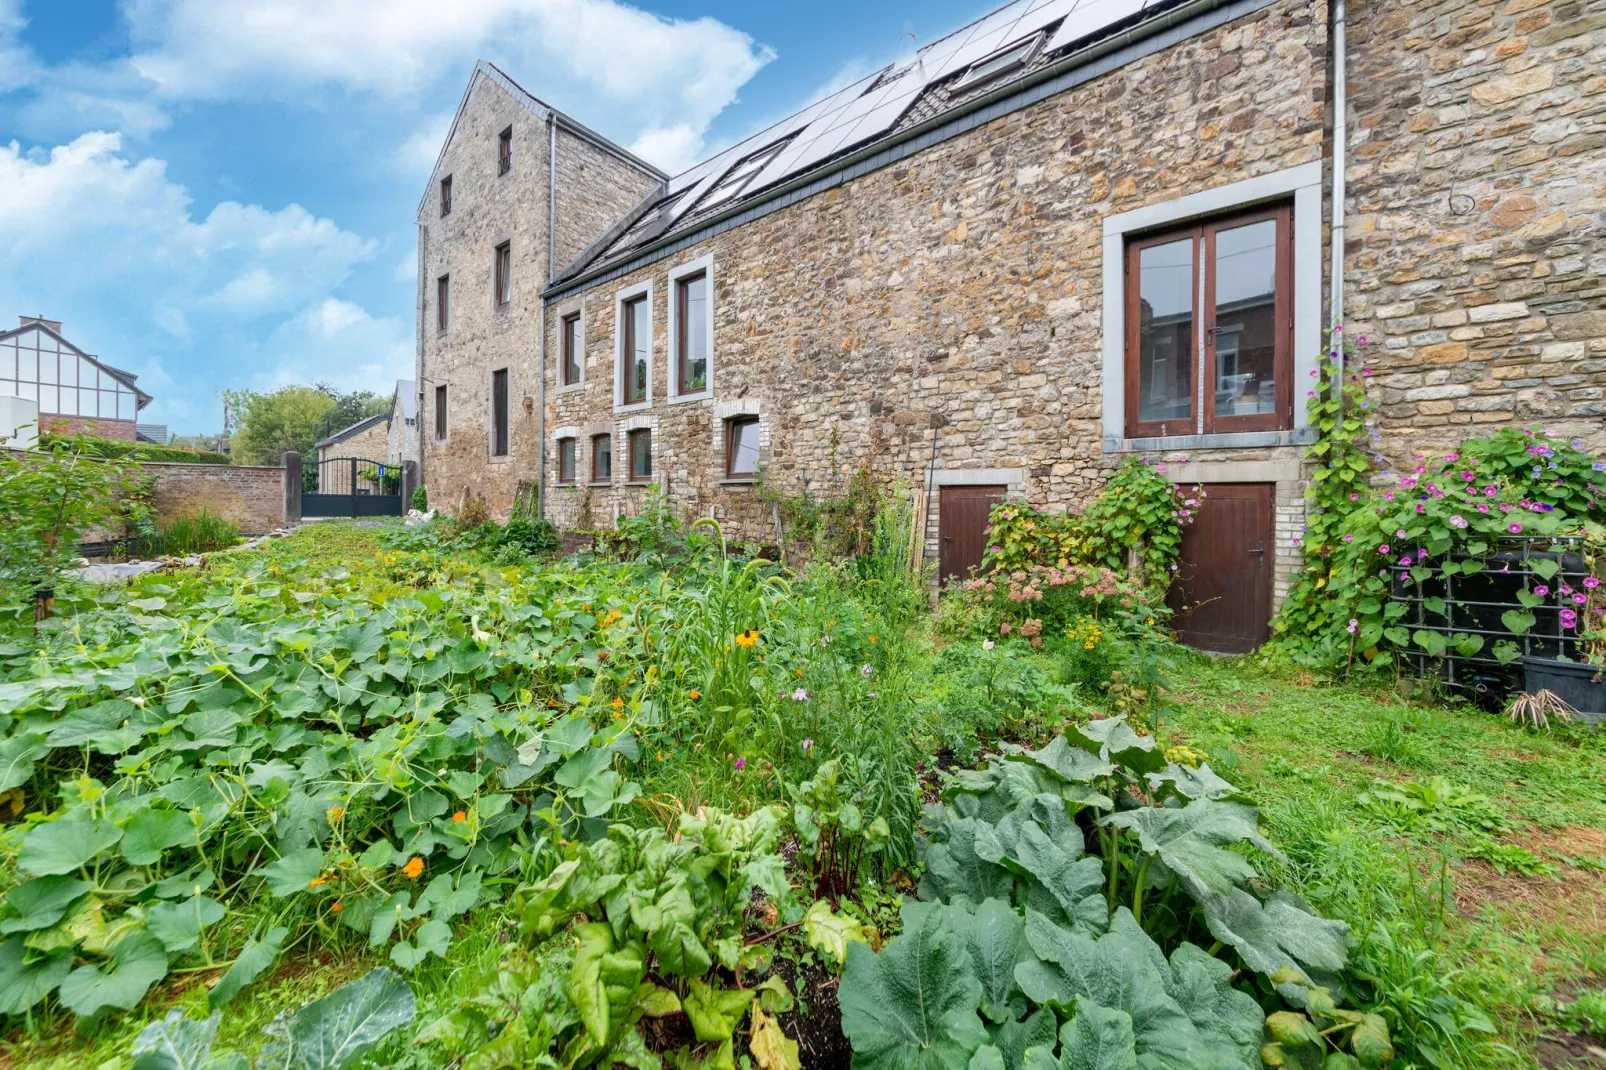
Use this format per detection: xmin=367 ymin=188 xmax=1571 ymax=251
xmin=669 ymin=389 xmax=712 ymax=405
xmin=614 ymin=400 xmax=651 ymax=415
xmin=1102 ymin=428 xmax=1316 ymax=453
xmin=555 ymin=382 xmax=585 ymax=395
xmin=555 ymin=480 xmax=578 ymax=488
xmin=586 ymin=481 xmax=613 ymax=488
xmin=488 ymin=455 xmax=513 ymax=465
xmin=623 ymin=480 xmax=651 ymax=487
xmin=719 ymin=477 xmax=758 ymax=487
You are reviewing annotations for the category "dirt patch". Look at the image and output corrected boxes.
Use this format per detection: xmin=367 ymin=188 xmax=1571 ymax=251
xmin=771 ymin=957 xmax=851 ymax=1070
xmin=1535 ymin=1031 xmax=1606 ymax=1068
xmin=1454 ymin=831 xmax=1606 ymax=937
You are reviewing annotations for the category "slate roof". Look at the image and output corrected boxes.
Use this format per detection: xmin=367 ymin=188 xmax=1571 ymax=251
xmin=552 ymin=0 xmax=1195 ymax=288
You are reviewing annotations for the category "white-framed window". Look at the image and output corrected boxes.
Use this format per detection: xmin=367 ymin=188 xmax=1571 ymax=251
xmin=614 ymin=280 xmax=654 ymax=413
xmin=1100 ymin=162 xmax=1322 ymax=452
xmin=667 ymin=254 xmax=714 ymax=403
xmin=556 ymin=298 xmax=585 ymax=392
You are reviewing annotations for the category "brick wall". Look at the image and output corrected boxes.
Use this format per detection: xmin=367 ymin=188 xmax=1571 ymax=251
xmin=541 ymin=0 xmax=1329 ymax=601
xmin=141 ymin=462 xmax=286 ymax=535
xmin=44 ymin=415 xmax=137 ymax=440
xmin=1346 ymin=0 xmax=1606 ymax=460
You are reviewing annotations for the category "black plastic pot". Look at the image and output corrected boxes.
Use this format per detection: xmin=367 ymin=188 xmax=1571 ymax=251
xmin=1522 ymin=656 xmax=1606 ymax=725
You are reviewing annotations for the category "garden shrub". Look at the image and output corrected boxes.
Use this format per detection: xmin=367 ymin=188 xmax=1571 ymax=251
xmin=1046 ymin=615 xmax=1124 ymax=693
xmin=410 ymin=483 xmax=428 ymax=511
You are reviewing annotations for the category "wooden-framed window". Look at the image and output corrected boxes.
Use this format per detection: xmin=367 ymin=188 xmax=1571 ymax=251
xmin=724 ymin=416 xmax=759 ymax=478
xmin=591 ymin=433 xmax=612 ymax=482
xmin=621 ymin=294 xmax=649 ymax=404
xmin=557 ymin=437 xmax=576 ymax=483
xmin=561 ymin=312 xmax=582 ymax=386
xmin=1125 ymin=203 xmax=1292 ymax=438
xmin=494 ymin=242 xmax=511 ymax=306
xmin=675 ymin=270 xmax=708 ymax=394
xmin=491 ymin=368 xmax=509 ymax=456
xmin=498 ymin=127 xmax=512 ymax=175
xmin=436 ymin=275 xmax=449 ymax=330
xmin=628 ymin=428 xmax=652 ymax=483
xmin=434 ymin=384 xmax=447 ymax=440
xmin=440 ymin=175 xmax=452 ymax=216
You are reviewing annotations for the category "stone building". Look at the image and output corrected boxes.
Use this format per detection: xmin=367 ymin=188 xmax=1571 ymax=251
xmin=315 ymin=413 xmax=392 ymax=494
xmin=387 ymin=379 xmax=419 ymax=472
xmin=417 ymin=0 xmax=1606 ymax=653
xmin=0 ymin=316 xmax=152 ymax=440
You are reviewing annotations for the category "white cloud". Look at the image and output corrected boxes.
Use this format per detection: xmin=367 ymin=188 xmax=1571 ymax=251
xmin=125 ymin=0 xmax=774 ymax=170
xmin=257 ymin=299 xmax=414 ymax=395
xmin=0 ymin=132 xmax=386 ymax=426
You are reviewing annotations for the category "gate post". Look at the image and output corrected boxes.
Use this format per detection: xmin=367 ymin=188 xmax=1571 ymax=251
xmin=349 ymin=458 xmax=358 ymax=518
xmin=282 ymin=452 xmax=302 ymax=527
xmin=401 ymin=461 xmax=418 ymax=513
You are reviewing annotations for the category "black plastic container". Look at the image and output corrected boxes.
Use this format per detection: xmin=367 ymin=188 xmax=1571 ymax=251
xmin=1522 ymin=656 xmax=1605 ymax=725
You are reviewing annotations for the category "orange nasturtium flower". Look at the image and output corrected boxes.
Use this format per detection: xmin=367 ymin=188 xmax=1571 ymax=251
xmin=734 ymin=630 xmax=759 ymax=648
xmin=402 ymin=856 xmax=425 ymax=879
xmin=309 ymin=874 xmax=329 ymax=889
xmin=612 ymin=696 xmax=625 ymax=710
xmin=326 ymin=805 xmax=344 ymax=822
xmin=452 ymin=811 xmax=467 ymax=823
xmin=331 ymin=901 xmax=344 ymax=913
xmin=868 ymin=634 xmax=878 ymax=644
xmin=688 ymin=690 xmax=701 ymax=700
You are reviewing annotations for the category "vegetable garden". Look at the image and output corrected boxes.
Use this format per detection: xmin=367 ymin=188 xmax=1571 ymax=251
xmin=1 ymin=414 xmax=1604 ymax=1069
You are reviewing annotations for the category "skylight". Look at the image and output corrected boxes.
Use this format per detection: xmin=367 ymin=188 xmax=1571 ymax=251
xmin=953 ymin=33 xmax=1042 ymax=90
xmin=693 ymin=136 xmax=796 ymax=214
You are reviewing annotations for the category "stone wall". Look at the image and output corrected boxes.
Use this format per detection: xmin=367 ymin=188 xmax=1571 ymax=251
xmin=541 ymin=0 xmax=1329 ymax=600
xmin=1345 ymin=0 xmax=1606 ymax=459
xmin=44 ymin=414 xmax=136 ymax=440
xmin=417 ymin=69 xmax=661 ymax=515
xmin=142 ymin=462 xmax=286 ymax=535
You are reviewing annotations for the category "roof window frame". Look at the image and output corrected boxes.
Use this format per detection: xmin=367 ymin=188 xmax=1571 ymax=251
xmin=952 ymin=31 xmax=1044 ymax=91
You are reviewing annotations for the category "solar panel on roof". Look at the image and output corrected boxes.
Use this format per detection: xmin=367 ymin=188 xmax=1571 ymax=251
xmin=1044 ymin=0 xmax=1150 ymax=53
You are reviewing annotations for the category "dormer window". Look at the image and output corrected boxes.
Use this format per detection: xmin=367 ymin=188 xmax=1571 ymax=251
xmin=954 ymin=34 xmax=1042 ymax=90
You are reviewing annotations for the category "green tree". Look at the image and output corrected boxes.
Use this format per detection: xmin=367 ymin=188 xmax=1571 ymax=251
xmin=313 ymin=388 xmax=391 ymax=443
xmin=225 ymin=386 xmax=336 ymax=464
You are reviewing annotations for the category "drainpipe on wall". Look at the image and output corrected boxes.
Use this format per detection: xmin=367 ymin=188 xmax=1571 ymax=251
xmin=1329 ymin=0 xmax=1348 ymax=385
xmin=538 ymin=113 xmax=556 ymax=519
xmin=415 ymin=220 xmax=427 ymax=494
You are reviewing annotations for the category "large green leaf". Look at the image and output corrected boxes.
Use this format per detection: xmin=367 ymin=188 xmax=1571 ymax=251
xmin=257 ymin=848 xmax=325 ymax=897
xmin=1099 ymin=800 xmax=1279 ymax=899
xmin=1194 ymin=889 xmax=1349 ymax=993
xmin=1054 ymin=1002 xmax=1138 ymax=1070
xmin=571 ymin=922 xmax=614 ymax=1046
xmin=1013 ymin=910 xmax=1261 ymax=1069
xmin=18 ymin=813 xmax=123 ymax=876
xmin=57 ymin=930 xmax=169 ymax=1018
xmin=683 ymin=979 xmax=755 ymax=1043
xmin=0 ymin=935 xmax=71 ymax=1015
xmin=209 ymin=925 xmax=288 ymax=1008
xmin=122 ymin=808 xmax=197 ymax=867
xmin=147 ymin=895 xmax=227 ymax=953
xmin=920 ymin=817 xmax=1015 ymax=908
xmin=839 ymin=899 xmax=987 ymax=1069
xmin=0 ymin=733 xmax=48 ymax=793
xmin=943 ymin=898 xmax=1028 ymax=1025
xmin=1 ymin=875 xmax=92 ymax=934
xmin=988 ymin=1006 xmax=1056 ymax=1069
xmin=259 ymin=967 xmax=416 ymax=1070
xmin=1064 ymin=718 xmax=1165 ymax=776
xmin=130 ymin=1009 xmax=223 ymax=1070
xmin=802 ymin=898 xmax=869 ymax=968
xmin=1012 ymin=736 xmax=1115 ymax=785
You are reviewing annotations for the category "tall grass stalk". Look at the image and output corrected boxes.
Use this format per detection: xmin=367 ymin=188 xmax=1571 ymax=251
xmin=159 ymin=509 xmax=241 ymax=555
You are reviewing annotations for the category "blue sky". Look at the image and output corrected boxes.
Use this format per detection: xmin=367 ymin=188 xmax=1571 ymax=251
xmin=0 ymin=0 xmax=995 ymax=433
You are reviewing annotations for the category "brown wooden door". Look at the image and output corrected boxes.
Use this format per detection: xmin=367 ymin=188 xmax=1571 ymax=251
xmin=939 ymin=485 xmax=1006 ymax=584
xmin=1167 ymin=483 xmax=1273 ymax=653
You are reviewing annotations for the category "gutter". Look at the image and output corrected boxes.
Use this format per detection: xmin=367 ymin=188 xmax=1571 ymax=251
xmin=1329 ymin=0 xmax=1349 ymax=376
xmin=416 ymin=221 xmax=427 ymax=493
xmin=539 ymin=114 xmax=556 ymax=519
xmin=545 ymin=0 xmax=1251 ymax=301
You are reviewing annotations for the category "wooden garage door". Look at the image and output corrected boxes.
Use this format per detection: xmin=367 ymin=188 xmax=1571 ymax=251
xmin=939 ymin=485 xmax=1006 ymax=584
xmin=1166 ymin=483 xmax=1273 ymax=653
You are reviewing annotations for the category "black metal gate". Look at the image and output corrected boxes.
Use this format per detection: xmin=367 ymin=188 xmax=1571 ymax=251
xmin=304 ymin=456 xmax=404 ymax=518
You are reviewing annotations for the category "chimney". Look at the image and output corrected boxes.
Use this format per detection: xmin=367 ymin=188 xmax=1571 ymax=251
xmin=20 ymin=315 xmax=63 ymax=333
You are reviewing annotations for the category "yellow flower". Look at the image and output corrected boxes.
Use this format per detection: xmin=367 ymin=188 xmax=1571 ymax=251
xmin=326 ymin=805 xmax=344 ymax=823
xmin=402 ymin=856 xmax=424 ymax=879
xmin=612 ymin=696 xmax=625 ymax=710
xmin=656 ymin=750 xmax=665 ymax=761
xmin=868 ymin=634 xmax=878 ymax=644
xmin=734 ymin=630 xmax=759 ymax=648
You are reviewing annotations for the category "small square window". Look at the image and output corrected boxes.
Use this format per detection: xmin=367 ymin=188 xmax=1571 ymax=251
xmin=557 ymin=437 xmax=576 ymax=483
xmin=494 ymin=242 xmax=511 ymax=306
xmin=592 ymin=433 xmax=612 ymax=482
xmin=498 ymin=127 xmax=512 ymax=175
xmin=440 ymin=175 xmax=452 ymax=216
xmin=628 ymin=428 xmax=652 ymax=482
xmin=725 ymin=416 xmax=760 ymax=478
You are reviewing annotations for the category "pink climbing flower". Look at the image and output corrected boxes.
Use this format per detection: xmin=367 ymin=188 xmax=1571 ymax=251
xmin=1534 ymin=585 xmax=1550 ymax=597
xmin=1508 ymin=523 xmax=1524 ymax=534
xmin=1585 ymin=577 xmax=1600 ymax=589
xmin=1346 ymin=619 xmax=1359 ymax=634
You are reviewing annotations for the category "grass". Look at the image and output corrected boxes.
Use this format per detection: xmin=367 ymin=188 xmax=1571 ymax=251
xmin=1158 ymin=657 xmax=1606 ymax=1068
xmin=6 ymin=522 xmax=1603 ymax=1069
